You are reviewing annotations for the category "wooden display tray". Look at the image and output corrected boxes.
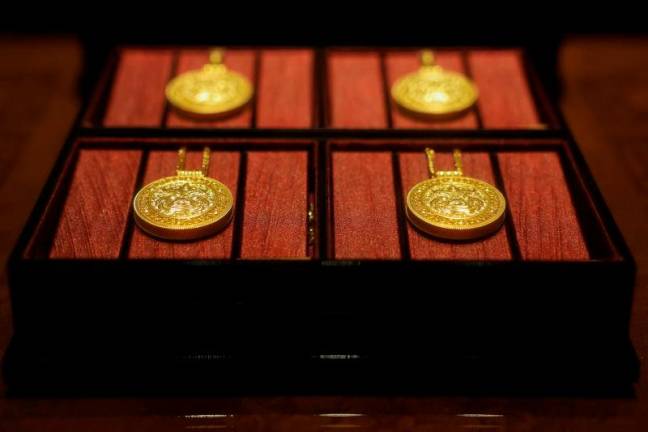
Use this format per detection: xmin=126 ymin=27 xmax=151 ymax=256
xmin=3 ymin=45 xmax=637 ymax=394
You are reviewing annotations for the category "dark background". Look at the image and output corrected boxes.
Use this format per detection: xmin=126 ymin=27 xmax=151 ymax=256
xmin=4 ymin=8 xmax=646 ymax=103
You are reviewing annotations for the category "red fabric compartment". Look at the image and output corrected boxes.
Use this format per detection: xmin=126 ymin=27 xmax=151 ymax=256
xmin=256 ymin=49 xmax=314 ymax=128
xmin=327 ymin=51 xmax=387 ymax=128
xmin=47 ymin=140 xmax=313 ymax=260
xmin=101 ymin=47 xmax=544 ymax=130
xmin=327 ymin=49 xmax=542 ymax=130
xmin=103 ymin=48 xmax=314 ymax=129
xmin=332 ymin=142 xmax=589 ymax=262
xmin=240 ymin=151 xmax=309 ymax=259
xmin=469 ymin=50 xmax=541 ymax=128
xmin=128 ymin=150 xmax=240 ymax=259
xmin=332 ymin=152 xmax=401 ymax=259
xmin=50 ymin=149 xmax=142 ymax=258
xmin=385 ymin=51 xmax=479 ymax=129
xmin=103 ymin=49 xmax=173 ymax=127
xmin=399 ymin=151 xmax=511 ymax=259
xmin=498 ymin=152 xmax=589 ymax=260
xmin=165 ymin=49 xmax=255 ymax=128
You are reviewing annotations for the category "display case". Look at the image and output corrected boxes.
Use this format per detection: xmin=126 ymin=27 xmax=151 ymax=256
xmin=3 ymin=45 xmax=638 ymax=394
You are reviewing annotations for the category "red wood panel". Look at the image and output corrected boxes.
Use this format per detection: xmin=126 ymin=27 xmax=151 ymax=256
xmin=333 ymin=152 xmax=401 ymax=259
xmin=328 ymin=52 xmax=387 ymax=128
xmin=469 ymin=50 xmax=541 ymax=128
xmin=256 ymin=49 xmax=313 ymax=128
xmin=50 ymin=149 xmax=142 ymax=258
xmin=103 ymin=49 xmax=173 ymax=127
xmin=498 ymin=152 xmax=589 ymax=260
xmin=399 ymin=152 xmax=511 ymax=260
xmin=165 ymin=49 xmax=255 ymax=128
xmin=240 ymin=152 xmax=308 ymax=258
xmin=128 ymin=150 xmax=240 ymax=259
xmin=385 ymin=51 xmax=479 ymax=129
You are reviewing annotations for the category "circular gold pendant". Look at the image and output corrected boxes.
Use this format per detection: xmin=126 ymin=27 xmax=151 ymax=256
xmin=166 ymin=50 xmax=253 ymax=118
xmin=133 ymin=174 xmax=234 ymax=241
xmin=392 ymin=50 xmax=478 ymax=117
xmin=406 ymin=176 xmax=505 ymax=240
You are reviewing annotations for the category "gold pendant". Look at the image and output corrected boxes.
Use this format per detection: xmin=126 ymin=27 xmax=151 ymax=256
xmin=133 ymin=147 xmax=234 ymax=240
xmin=391 ymin=50 xmax=478 ymax=117
xmin=165 ymin=48 xmax=253 ymax=118
xmin=406 ymin=149 xmax=506 ymax=240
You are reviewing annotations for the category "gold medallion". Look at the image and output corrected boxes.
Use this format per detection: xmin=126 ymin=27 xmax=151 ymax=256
xmin=133 ymin=147 xmax=234 ymax=240
xmin=392 ymin=50 xmax=478 ymax=117
xmin=165 ymin=48 xmax=253 ymax=118
xmin=406 ymin=149 xmax=506 ymax=240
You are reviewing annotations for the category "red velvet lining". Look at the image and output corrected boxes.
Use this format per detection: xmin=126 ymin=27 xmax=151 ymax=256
xmin=103 ymin=49 xmax=173 ymax=127
xmin=50 ymin=149 xmax=142 ymax=258
xmin=328 ymin=52 xmax=387 ymax=128
xmin=128 ymin=150 xmax=240 ymax=259
xmin=326 ymin=49 xmax=541 ymax=130
xmin=165 ymin=49 xmax=255 ymax=128
xmin=256 ymin=49 xmax=313 ymax=128
xmin=240 ymin=151 xmax=308 ymax=258
xmin=332 ymin=152 xmax=401 ymax=259
xmin=399 ymin=152 xmax=511 ymax=259
xmin=44 ymin=147 xmax=592 ymax=261
xmin=101 ymin=48 xmax=542 ymax=130
xmin=498 ymin=152 xmax=589 ymax=260
xmin=469 ymin=50 xmax=541 ymax=128
xmin=385 ymin=51 xmax=479 ymax=129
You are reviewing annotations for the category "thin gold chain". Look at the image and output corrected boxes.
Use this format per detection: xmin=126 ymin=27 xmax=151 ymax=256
xmin=425 ymin=148 xmax=436 ymax=177
xmin=201 ymin=147 xmax=211 ymax=176
xmin=177 ymin=147 xmax=187 ymax=171
xmin=453 ymin=149 xmax=463 ymax=175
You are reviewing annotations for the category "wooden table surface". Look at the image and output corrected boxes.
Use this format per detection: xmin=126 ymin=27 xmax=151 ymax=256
xmin=0 ymin=36 xmax=647 ymax=431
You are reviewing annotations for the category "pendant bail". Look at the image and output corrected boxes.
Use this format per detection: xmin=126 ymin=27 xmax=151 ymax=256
xmin=209 ymin=48 xmax=225 ymax=65
xmin=176 ymin=146 xmax=211 ymax=177
xmin=425 ymin=148 xmax=463 ymax=178
xmin=420 ymin=50 xmax=435 ymax=67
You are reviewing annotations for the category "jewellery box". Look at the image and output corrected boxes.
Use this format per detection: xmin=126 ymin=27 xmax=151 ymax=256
xmin=4 ymin=46 xmax=637 ymax=394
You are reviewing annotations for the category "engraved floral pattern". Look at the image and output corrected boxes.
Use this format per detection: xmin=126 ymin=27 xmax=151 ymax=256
xmin=166 ymin=65 xmax=252 ymax=115
xmin=134 ymin=176 xmax=233 ymax=229
xmin=179 ymin=75 xmax=240 ymax=106
xmin=392 ymin=67 xmax=477 ymax=114
xmin=424 ymin=181 xmax=488 ymax=219
xmin=408 ymin=177 xmax=505 ymax=228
